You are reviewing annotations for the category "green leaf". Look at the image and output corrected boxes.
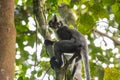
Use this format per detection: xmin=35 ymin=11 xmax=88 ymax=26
xmin=102 ymin=0 xmax=116 ymax=6
xmin=57 ymin=0 xmax=62 ymax=5
xmin=39 ymin=61 xmax=50 ymax=70
xmin=104 ymin=68 xmax=120 ymax=80
xmin=26 ymin=0 xmax=32 ymax=5
xmin=27 ymin=34 xmax=36 ymax=47
xmin=63 ymin=0 xmax=71 ymax=5
xmin=37 ymin=70 xmax=42 ymax=77
xmin=15 ymin=0 xmax=19 ymax=5
xmin=90 ymin=62 xmax=103 ymax=77
xmin=58 ymin=0 xmax=71 ymax=5
xmin=81 ymin=0 xmax=88 ymax=3
xmin=41 ymin=46 xmax=49 ymax=57
xmin=46 ymin=0 xmax=57 ymax=4
xmin=96 ymin=55 xmax=107 ymax=62
xmin=77 ymin=13 xmax=94 ymax=34
xmin=114 ymin=11 xmax=120 ymax=24
xmin=18 ymin=76 xmax=23 ymax=80
xmin=112 ymin=3 xmax=119 ymax=13
xmin=90 ymin=4 xmax=108 ymax=18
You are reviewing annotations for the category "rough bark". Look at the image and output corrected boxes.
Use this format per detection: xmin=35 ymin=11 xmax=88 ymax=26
xmin=0 ymin=0 xmax=16 ymax=80
xmin=33 ymin=0 xmax=49 ymax=39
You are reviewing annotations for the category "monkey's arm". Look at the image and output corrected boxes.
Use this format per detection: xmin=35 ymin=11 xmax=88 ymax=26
xmin=44 ymin=39 xmax=55 ymax=46
xmin=44 ymin=39 xmax=56 ymax=58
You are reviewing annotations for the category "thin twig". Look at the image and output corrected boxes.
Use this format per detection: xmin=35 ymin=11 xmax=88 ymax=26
xmin=34 ymin=17 xmax=38 ymax=70
xmin=41 ymin=67 xmax=51 ymax=80
xmin=93 ymin=29 xmax=120 ymax=46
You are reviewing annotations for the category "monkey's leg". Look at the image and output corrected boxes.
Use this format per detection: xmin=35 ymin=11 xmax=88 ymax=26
xmin=54 ymin=40 xmax=78 ymax=68
xmin=71 ymin=55 xmax=81 ymax=77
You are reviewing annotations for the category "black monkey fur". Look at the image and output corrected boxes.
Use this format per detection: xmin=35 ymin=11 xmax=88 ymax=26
xmin=45 ymin=15 xmax=90 ymax=80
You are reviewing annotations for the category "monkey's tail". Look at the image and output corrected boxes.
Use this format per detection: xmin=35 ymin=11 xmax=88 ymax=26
xmin=82 ymin=49 xmax=91 ymax=80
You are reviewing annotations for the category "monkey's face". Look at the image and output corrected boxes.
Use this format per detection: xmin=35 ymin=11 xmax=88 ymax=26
xmin=48 ymin=20 xmax=59 ymax=29
xmin=48 ymin=15 xmax=62 ymax=29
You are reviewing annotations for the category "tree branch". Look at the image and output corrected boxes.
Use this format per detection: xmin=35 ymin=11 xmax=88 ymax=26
xmin=33 ymin=0 xmax=50 ymax=39
xmin=33 ymin=1 xmax=67 ymax=80
xmin=93 ymin=29 xmax=120 ymax=46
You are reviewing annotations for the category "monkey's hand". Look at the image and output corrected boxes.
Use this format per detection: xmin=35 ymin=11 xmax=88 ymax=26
xmin=44 ymin=39 xmax=54 ymax=46
xmin=50 ymin=57 xmax=61 ymax=69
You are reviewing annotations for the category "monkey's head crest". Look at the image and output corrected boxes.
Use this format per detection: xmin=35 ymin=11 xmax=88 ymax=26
xmin=48 ymin=15 xmax=63 ymax=29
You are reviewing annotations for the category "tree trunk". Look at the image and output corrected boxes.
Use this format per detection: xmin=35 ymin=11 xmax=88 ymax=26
xmin=0 ymin=0 xmax=16 ymax=80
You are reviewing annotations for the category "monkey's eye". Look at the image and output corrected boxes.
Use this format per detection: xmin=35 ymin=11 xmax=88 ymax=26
xmin=58 ymin=21 xmax=63 ymax=27
xmin=58 ymin=22 xmax=61 ymax=27
xmin=49 ymin=22 xmax=53 ymax=27
xmin=57 ymin=23 xmax=60 ymax=26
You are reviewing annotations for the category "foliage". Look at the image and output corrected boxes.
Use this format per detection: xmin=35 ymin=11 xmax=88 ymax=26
xmin=104 ymin=68 xmax=120 ymax=80
xmin=15 ymin=0 xmax=120 ymax=80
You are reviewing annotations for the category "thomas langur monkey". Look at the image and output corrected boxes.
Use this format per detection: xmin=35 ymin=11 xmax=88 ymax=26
xmin=44 ymin=15 xmax=90 ymax=80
